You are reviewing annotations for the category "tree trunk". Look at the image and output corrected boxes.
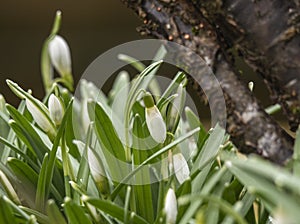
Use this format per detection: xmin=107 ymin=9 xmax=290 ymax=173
xmin=121 ymin=0 xmax=297 ymax=165
xmin=197 ymin=0 xmax=300 ymax=132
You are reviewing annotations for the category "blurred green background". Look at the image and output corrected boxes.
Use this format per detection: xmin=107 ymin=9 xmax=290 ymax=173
xmin=0 ymin=0 xmax=141 ymax=105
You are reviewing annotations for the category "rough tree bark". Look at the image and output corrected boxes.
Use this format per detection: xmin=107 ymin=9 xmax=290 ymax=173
xmin=196 ymin=0 xmax=300 ymax=132
xmin=121 ymin=0 xmax=298 ymax=165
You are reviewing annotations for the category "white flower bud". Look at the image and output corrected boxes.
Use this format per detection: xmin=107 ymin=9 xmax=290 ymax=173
xmin=88 ymin=148 xmax=109 ymax=196
xmin=146 ymin=105 xmax=167 ymax=143
xmin=48 ymin=94 xmax=64 ymax=125
xmin=26 ymin=99 xmax=53 ymax=133
xmin=143 ymin=92 xmax=166 ymax=143
xmin=248 ymin=81 xmax=254 ymax=92
xmin=173 ymin=153 xmax=190 ymax=184
xmin=48 ymin=35 xmax=72 ymax=77
xmin=164 ymin=188 xmax=177 ymax=224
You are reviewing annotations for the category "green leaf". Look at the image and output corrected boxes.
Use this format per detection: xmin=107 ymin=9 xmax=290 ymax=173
xmin=65 ymin=109 xmax=81 ymax=160
xmin=44 ymin=99 xmax=73 ymax=202
xmin=132 ymin=115 xmax=154 ymax=222
xmin=191 ymin=124 xmax=225 ymax=175
xmin=293 ymin=126 xmax=300 ymax=176
xmin=0 ymin=135 xmax=39 ymax=172
xmin=124 ymin=60 xmax=164 ymax=160
xmin=83 ymin=196 xmax=149 ymax=224
xmin=47 ymin=199 xmax=67 ymax=224
xmin=20 ymin=206 xmax=49 ymax=224
xmin=7 ymin=158 xmax=38 ymax=208
xmin=0 ymin=196 xmax=17 ymax=224
xmin=6 ymin=80 xmax=56 ymax=132
xmin=178 ymin=194 xmax=247 ymax=224
xmin=176 ymin=178 xmax=192 ymax=221
xmin=64 ymin=197 xmax=93 ymax=224
xmin=88 ymin=101 xmax=126 ymax=161
xmin=111 ymin=127 xmax=200 ymax=200
xmin=185 ymin=106 xmax=208 ymax=152
xmin=225 ymin=157 xmax=300 ymax=221
xmin=6 ymin=105 xmax=50 ymax=162
xmin=0 ymin=170 xmax=21 ymax=205
xmin=156 ymin=71 xmax=186 ymax=109
xmin=35 ymin=153 xmax=49 ymax=212
xmin=179 ymin=167 xmax=228 ymax=224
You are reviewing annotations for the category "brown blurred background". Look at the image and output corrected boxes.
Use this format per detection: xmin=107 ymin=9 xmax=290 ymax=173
xmin=0 ymin=0 xmax=141 ymax=105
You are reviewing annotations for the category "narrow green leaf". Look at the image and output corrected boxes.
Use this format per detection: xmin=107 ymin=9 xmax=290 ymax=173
xmin=132 ymin=115 xmax=154 ymax=222
xmin=118 ymin=54 xmax=146 ymax=72
xmin=20 ymin=206 xmax=49 ymax=224
xmin=88 ymin=101 xmax=127 ymax=182
xmin=35 ymin=153 xmax=49 ymax=212
xmin=179 ymin=167 xmax=228 ymax=224
xmin=156 ymin=71 xmax=186 ymax=109
xmin=111 ymin=127 xmax=200 ymax=200
xmin=176 ymin=178 xmax=192 ymax=221
xmin=88 ymin=101 xmax=126 ymax=161
xmin=185 ymin=106 xmax=208 ymax=151
xmin=191 ymin=124 xmax=225 ymax=175
xmin=44 ymin=99 xmax=73 ymax=201
xmin=227 ymin=155 xmax=300 ymax=196
xmin=6 ymin=80 xmax=56 ymax=131
xmin=0 ymin=170 xmax=21 ymax=205
xmin=83 ymin=196 xmax=149 ymax=224
xmin=6 ymin=104 xmax=50 ymax=162
xmin=73 ymin=127 xmax=93 ymax=203
xmin=64 ymin=197 xmax=93 ymax=224
xmin=293 ymin=126 xmax=300 ymax=176
xmin=1 ymin=100 xmax=26 ymax=164
xmin=47 ymin=199 xmax=67 ymax=224
xmin=0 ymin=196 xmax=17 ymax=224
xmin=0 ymin=135 xmax=39 ymax=172
xmin=225 ymin=158 xmax=300 ymax=221
xmin=178 ymin=194 xmax=247 ymax=224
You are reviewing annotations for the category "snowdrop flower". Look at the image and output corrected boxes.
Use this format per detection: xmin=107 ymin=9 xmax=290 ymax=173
xmin=173 ymin=153 xmax=190 ymax=184
xmin=164 ymin=188 xmax=178 ymax=224
xmin=48 ymin=94 xmax=64 ymax=125
xmin=88 ymin=148 xmax=109 ymax=196
xmin=26 ymin=99 xmax=53 ymax=133
xmin=144 ymin=92 xmax=166 ymax=143
xmin=48 ymin=35 xmax=72 ymax=77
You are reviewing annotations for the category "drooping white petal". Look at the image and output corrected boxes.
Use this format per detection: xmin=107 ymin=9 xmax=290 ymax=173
xmin=26 ymin=99 xmax=52 ymax=132
xmin=173 ymin=153 xmax=190 ymax=184
xmin=87 ymin=148 xmax=105 ymax=182
xmin=145 ymin=106 xmax=166 ymax=143
xmin=48 ymin=35 xmax=72 ymax=76
xmin=48 ymin=94 xmax=64 ymax=125
xmin=164 ymin=188 xmax=177 ymax=224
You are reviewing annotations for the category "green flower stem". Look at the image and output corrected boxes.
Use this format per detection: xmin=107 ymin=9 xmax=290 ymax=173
xmin=41 ymin=11 xmax=62 ymax=93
